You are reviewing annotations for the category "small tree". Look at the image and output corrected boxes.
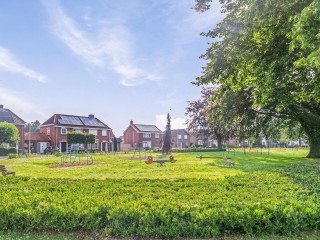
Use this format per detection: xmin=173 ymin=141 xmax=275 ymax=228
xmin=0 ymin=122 xmax=19 ymax=146
xmin=162 ymin=113 xmax=172 ymax=154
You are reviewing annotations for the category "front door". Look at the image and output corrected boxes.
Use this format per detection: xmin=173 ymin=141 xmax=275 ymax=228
xmin=60 ymin=142 xmax=67 ymax=152
xmin=101 ymin=142 xmax=107 ymax=152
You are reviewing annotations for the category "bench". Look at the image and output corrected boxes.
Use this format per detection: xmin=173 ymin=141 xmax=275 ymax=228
xmin=0 ymin=165 xmax=15 ymax=176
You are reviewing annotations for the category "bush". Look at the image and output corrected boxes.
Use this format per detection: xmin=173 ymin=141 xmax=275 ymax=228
xmin=54 ymin=152 xmax=62 ymax=157
xmin=8 ymin=154 xmax=18 ymax=159
xmin=0 ymin=147 xmax=17 ymax=156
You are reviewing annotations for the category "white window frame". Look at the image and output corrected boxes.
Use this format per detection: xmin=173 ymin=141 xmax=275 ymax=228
xmin=102 ymin=130 xmax=107 ymax=136
xmin=74 ymin=128 xmax=83 ymax=133
xmin=178 ymin=135 xmax=182 ymax=139
xmin=143 ymin=133 xmax=151 ymax=138
xmin=46 ymin=128 xmax=50 ymax=135
xmin=61 ymin=127 xmax=67 ymax=135
xmin=184 ymin=135 xmax=188 ymax=140
xmin=155 ymin=134 xmax=160 ymax=138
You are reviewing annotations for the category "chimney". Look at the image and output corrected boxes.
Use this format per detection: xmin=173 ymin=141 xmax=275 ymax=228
xmin=0 ymin=105 xmax=3 ymax=109
xmin=88 ymin=114 xmax=94 ymax=118
xmin=130 ymin=120 xmax=133 ymax=125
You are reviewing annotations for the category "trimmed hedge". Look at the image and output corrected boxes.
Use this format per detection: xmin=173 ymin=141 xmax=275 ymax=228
xmin=0 ymin=147 xmax=17 ymax=156
xmin=153 ymin=147 xmax=226 ymax=153
xmin=0 ymin=164 xmax=319 ymax=238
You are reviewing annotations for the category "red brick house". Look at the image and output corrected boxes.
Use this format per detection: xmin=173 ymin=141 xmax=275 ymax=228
xmin=0 ymin=104 xmax=25 ymax=149
xmin=40 ymin=114 xmax=114 ymax=152
xmin=123 ymin=120 xmax=163 ymax=149
xmin=24 ymin=132 xmax=51 ymax=153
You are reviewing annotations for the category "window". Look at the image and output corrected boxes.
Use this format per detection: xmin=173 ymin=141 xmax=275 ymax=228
xmin=198 ymin=140 xmax=203 ymax=145
xmin=184 ymin=135 xmax=188 ymax=140
xmin=155 ymin=134 xmax=160 ymax=138
xmin=61 ymin=128 xmax=67 ymax=135
xmin=178 ymin=135 xmax=182 ymax=139
xmin=87 ymin=140 xmax=98 ymax=150
xmin=46 ymin=128 xmax=50 ymax=135
xmin=102 ymin=130 xmax=107 ymax=136
xmin=143 ymin=133 xmax=151 ymax=138
xmin=89 ymin=129 xmax=97 ymax=136
xmin=74 ymin=129 xmax=82 ymax=133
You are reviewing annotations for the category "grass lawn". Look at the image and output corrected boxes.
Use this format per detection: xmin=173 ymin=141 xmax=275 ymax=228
xmin=0 ymin=148 xmax=310 ymax=179
xmin=0 ymin=148 xmax=319 ymax=239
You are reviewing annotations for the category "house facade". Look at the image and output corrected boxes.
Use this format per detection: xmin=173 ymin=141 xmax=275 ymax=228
xmin=0 ymin=104 xmax=25 ymax=149
xmin=123 ymin=120 xmax=163 ymax=149
xmin=40 ymin=114 xmax=114 ymax=152
xmin=24 ymin=132 xmax=51 ymax=153
xmin=171 ymin=129 xmax=191 ymax=148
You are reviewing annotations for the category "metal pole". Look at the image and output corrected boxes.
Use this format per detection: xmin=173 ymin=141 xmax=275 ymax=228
xmin=28 ymin=123 xmax=31 ymax=156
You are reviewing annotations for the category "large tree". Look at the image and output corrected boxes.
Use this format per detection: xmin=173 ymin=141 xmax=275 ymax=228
xmin=0 ymin=122 xmax=19 ymax=146
xmin=194 ymin=0 xmax=320 ymax=157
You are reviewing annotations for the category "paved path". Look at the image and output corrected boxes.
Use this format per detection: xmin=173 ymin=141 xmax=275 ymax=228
xmin=0 ymin=156 xmax=8 ymax=160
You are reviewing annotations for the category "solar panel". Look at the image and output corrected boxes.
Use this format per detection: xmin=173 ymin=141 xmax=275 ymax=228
xmin=80 ymin=117 xmax=104 ymax=127
xmin=0 ymin=111 xmax=14 ymax=123
xmin=58 ymin=115 xmax=83 ymax=125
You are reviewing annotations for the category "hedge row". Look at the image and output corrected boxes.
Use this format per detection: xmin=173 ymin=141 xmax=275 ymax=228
xmin=0 ymin=148 xmax=17 ymax=156
xmin=0 ymin=165 xmax=319 ymax=238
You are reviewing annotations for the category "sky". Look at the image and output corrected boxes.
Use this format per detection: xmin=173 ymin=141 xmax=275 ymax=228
xmin=0 ymin=0 xmax=223 ymax=136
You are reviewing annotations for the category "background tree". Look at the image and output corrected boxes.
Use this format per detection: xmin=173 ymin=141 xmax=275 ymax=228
xmin=194 ymin=0 xmax=320 ymax=157
xmin=0 ymin=122 xmax=19 ymax=146
xmin=24 ymin=120 xmax=40 ymax=133
xmin=162 ymin=113 xmax=172 ymax=154
xmin=186 ymin=87 xmax=214 ymax=146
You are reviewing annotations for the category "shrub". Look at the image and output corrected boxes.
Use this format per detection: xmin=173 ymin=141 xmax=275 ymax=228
xmin=0 ymin=147 xmax=17 ymax=156
xmin=8 ymin=154 xmax=18 ymax=159
xmin=54 ymin=152 xmax=62 ymax=157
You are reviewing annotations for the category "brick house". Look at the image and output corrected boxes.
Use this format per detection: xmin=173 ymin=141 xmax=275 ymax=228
xmin=40 ymin=114 xmax=114 ymax=152
xmin=171 ymin=129 xmax=192 ymax=148
xmin=0 ymin=104 xmax=25 ymax=149
xmin=24 ymin=132 xmax=51 ymax=153
xmin=123 ymin=120 xmax=163 ymax=149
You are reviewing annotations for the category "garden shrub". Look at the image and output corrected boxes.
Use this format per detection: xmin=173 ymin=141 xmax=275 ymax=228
xmin=8 ymin=154 xmax=18 ymax=159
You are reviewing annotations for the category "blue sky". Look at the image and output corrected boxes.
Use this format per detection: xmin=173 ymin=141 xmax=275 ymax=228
xmin=0 ymin=0 xmax=223 ymax=136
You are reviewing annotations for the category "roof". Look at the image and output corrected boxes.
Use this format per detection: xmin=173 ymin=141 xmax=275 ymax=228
xmin=134 ymin=124 xmax=162 ymax=133
xmin=171 ymin=129 xmax=191 ymax=136
xmin=24 ymin=132 xmax=51 ymax=141
xmin=0 ymin=106 xmax=25 ymax=125
xmin=41 ymin=114 xmax=111 ymax=129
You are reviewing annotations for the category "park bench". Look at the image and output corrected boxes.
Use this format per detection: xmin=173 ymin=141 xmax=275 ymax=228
xmin=0 ymin=165 xmax=15 ymax=176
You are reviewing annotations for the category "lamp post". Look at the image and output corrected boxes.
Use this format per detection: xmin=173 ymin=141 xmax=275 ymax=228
xmin=28 ymin=122 xmax=34 ymax=156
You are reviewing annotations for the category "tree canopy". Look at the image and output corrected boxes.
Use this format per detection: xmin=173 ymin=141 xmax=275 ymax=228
xmin=194 ymin=0 xmax=320 ymax=157
xmin=0 ymin=122 xmax=19 ymax=145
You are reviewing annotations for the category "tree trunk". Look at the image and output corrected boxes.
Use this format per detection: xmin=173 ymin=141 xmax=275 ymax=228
xmin=216 ymin=134 xmax=223 ymax=150
xmin=306 ymin=138 xmax=320 ymax=158
xmin=298 ymin=110 xmax=320 ymax=158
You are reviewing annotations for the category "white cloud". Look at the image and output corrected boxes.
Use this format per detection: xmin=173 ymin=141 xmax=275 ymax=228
xmin=0 ymin=87 xmax=48 ymax=122
xmin=42 ymin=0 xmax=159 ymax=87
xmin=155 ymin=114 xmax=187 ymax=131
xmin=0 ymin=46 xmax=46 ymax=83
